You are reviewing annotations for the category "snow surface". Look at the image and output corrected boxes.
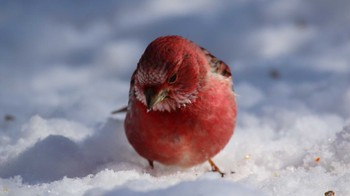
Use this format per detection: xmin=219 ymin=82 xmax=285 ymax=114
xmin=1 ymin=0 xmax=350 ymax=195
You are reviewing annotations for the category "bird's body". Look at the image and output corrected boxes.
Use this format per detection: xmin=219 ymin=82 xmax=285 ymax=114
xmin=124 ymin=35 xmax=236 ymax=170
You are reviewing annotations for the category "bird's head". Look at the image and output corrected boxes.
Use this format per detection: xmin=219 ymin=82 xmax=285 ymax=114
xmin=134 ymin=36 xmax=207 ymax=112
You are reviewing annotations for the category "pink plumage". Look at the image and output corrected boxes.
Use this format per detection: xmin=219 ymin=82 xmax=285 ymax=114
xmin=124 ymin=35 xmax=236 ymax=176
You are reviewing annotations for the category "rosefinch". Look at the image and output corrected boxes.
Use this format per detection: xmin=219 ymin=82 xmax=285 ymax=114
xmin=123 ymin=35 xmax=236 ymax=176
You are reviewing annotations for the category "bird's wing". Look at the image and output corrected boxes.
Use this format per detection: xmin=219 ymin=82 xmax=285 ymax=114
xmin=129 ymin=69 xmax=138 ymax=99
xmin=200 ymin=47 xmax=232 ymax=78
xmin=111 ymin=70 xmax=137 ymax=114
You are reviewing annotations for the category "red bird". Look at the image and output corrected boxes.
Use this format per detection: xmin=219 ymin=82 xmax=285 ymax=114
xmin=124 ymin=35 xmax=236 ymax=176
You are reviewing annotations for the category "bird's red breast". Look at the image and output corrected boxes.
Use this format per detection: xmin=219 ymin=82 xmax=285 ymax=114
xmin=124 ymin=35 xmax=236 ymax=168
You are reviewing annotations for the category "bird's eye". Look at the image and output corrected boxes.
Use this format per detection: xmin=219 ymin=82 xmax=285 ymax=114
xmin=168 ymin=74 xmax=177 ymax=84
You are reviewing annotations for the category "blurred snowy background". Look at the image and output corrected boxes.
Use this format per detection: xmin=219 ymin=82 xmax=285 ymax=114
xmin=0 ymin=0 xmax=350 ymax=195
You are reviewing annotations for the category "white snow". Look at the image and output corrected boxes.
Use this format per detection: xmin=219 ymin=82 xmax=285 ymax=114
xmin=1 ymin=0 xmax=350 ymax=195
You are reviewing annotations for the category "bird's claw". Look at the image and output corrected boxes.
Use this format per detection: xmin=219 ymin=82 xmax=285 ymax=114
xmin=212 ymin=168 xmax=225 ymax=177
xmin=148 ymin=160 xmax=154 ymax=169
xmin=208 ymin=159 xmax=225 ymax=177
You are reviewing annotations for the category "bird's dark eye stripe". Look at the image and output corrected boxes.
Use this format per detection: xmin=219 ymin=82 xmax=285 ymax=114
xmin=168 ymin=74 xmax=177 ymax=83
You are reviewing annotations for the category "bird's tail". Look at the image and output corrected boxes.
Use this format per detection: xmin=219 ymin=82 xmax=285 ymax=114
xmin=111 ymin=106 xmax=128 ymax=114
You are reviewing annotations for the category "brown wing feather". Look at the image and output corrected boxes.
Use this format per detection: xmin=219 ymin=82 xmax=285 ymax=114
xmin=128 ymin=70 xmax=137 ymax=98
xmin=111 ymin=70 xmax=137 ymax=114
xmin=200 ymin=47 xmax=232 ymax=78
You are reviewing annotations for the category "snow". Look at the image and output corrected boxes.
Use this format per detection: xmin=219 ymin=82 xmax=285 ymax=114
xmin=1 ymin=0 xmax=350 ymax=195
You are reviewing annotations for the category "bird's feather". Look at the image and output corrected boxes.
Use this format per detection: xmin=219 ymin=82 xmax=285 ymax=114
xmin=200 ymin=47 xmax=232 ymax=78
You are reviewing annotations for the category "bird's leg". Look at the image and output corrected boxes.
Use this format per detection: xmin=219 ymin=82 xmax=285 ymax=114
xmin=208 ymin=159 xmax=225 ymax=177
xmin=148 ymin=160 xmax=154 ymax=169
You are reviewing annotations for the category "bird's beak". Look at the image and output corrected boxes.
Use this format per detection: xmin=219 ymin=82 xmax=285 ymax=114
xmin=144 ymin=88 xmax=168 ymax=112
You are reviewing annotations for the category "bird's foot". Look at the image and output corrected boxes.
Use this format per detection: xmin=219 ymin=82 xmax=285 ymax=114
xmin=148 ymin=160 xmax=154 ymax=169
xmin=208 ymin=159 xmax=225 ymax=177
